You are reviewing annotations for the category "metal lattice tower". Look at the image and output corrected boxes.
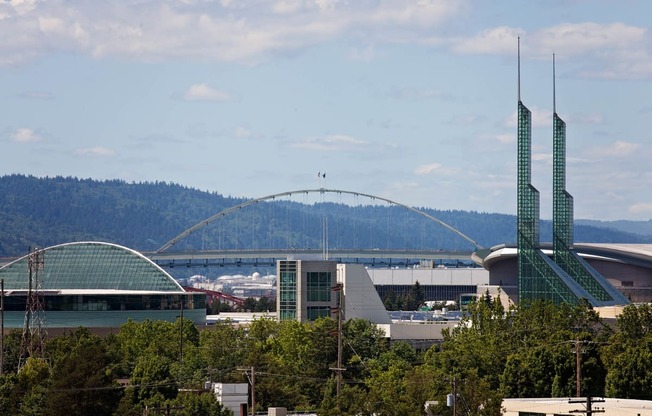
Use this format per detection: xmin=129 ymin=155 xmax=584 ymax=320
xmin=551 ymin=55 xmax=628 ymax=305
xmin=18 ymin=248 xmax=48 ymax=371
xmin=516 ymin=40 xmax=579 ymax=305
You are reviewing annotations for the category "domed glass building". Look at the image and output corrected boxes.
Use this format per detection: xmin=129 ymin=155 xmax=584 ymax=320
xmin=0 ymin=241 xmax=205 ymax=328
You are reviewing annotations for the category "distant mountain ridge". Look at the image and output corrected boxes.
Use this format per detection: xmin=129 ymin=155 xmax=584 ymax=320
xmin=576 ymin=219 xmax=652 ymax=237
xmin=0 ymin=174 xmax=651 ymax=257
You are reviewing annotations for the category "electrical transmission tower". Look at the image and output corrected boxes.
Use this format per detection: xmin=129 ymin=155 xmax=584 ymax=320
xmin=18 ymin=247 xmax=48 ymax=371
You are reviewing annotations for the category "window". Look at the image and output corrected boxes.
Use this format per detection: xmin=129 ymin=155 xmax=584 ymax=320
xmin=307 ymin=306 xmax=330 ymax=321
xmin=278 ymin=269 xmax=297 ymax=321
xmin=307 ymin=271 xmax=331 ymax=302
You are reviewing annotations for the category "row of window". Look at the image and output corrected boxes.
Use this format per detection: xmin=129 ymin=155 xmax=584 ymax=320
xmin=278 ymin=269 xmax=297 ymax=320
xmin=375 ymin=285 xmax=477 ymax=302
xmin=2 ymin=294 xmax=205 ymax=312
xmin=306 ymin=306 xmax=330 ymax=321
xmin=306 ymin=271 xmax=331 ymax=302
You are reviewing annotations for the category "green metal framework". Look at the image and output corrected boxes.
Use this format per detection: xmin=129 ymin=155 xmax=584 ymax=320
xmin=517 ymin=101 xmax=579 ymax=305
xmin=552 ymin=113 xmax=628 ymax=305
xmin=0 ymin=242 xmax=184 ymax=292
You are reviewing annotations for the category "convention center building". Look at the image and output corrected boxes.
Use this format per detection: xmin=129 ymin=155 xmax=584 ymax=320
xmin=0 ymin=241 xmax=206 ymax=329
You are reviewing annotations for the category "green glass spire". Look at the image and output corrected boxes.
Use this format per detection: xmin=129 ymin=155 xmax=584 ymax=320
xmin=551 ymin=56 xmax=628 ymax=305
xmin=517 ymin=100 xmax=578 ymax=305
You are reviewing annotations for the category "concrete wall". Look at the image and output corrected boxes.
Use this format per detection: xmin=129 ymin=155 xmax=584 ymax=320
xmin=377 ymin=321 xmax=458 ymax=340
xmin=338 ymin=263 xmax=392 ymax=324
xmin=367 ymin=267 xmax=489 ymax=286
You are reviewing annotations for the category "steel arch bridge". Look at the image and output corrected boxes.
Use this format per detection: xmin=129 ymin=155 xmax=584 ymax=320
xmin=157 ymin=188 xmax=481 ymax=253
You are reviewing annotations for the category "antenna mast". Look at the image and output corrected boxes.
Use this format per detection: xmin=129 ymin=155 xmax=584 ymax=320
xmin=553 ymin=53 xmax=556 ymax=114
xmin=517 ymin=37 xmax=521 ymax=102
xmin=18 ymin=247 xmax=48 ymax=371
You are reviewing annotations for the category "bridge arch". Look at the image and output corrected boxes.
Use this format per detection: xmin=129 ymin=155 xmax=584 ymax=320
xmin=157 ymin=188 xmax=481 ymax=253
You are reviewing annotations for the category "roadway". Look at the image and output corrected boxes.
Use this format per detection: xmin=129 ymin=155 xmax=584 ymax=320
xmin=2 ymin=249 xmax=475 ymax=269
xmin=144 ymin=248 xmax=474 ymax=268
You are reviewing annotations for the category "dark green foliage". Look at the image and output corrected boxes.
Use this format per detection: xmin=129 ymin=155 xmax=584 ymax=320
xmin=207 ymin=298 xmax=234 ymax=314
xmin=242 ymin=296 xmax=276 ymax=312
xmin=172 ymin=391 xmax=230 ymax=416
xmin=45 ymin=330 xmax=119 ymax=416
xmin=381 ymin=281 xmax=426 ymax=311
xmin=2 ymin=174 xmax=650 ymax=257
xmin=2 ymin=302 xmax=652 ymax=412
xmin=0 ymin=329 xmax=22 ymax=374
xmin=602 ymin=303 xmax=652 ymax=399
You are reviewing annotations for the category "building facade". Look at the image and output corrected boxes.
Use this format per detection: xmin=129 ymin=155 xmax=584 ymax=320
xmin=0 ymin=241 xmax=206 ymax=328
xmin=277 ymin=259 xmax=337 ymax=322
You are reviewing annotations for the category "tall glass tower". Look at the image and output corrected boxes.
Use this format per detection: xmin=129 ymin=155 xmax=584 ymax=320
xmin=550 ymin=56 xmax=629 ymax=305
xmin=517 ymin=41 xmax=588 ymax=305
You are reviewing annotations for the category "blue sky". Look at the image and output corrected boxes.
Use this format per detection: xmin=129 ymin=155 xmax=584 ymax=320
xmin=2 ymin=0 xmax=652 ymax=221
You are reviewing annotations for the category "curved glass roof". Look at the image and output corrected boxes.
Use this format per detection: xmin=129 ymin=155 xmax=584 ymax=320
xmin=0 ymin=242 xmax=183 ymax=292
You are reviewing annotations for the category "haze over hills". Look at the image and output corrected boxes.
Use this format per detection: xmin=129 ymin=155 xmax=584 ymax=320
xmin=576 ymin=219 xmax=652 ymax=238
xmin=1 ymin=174 xmax=651 ymax=257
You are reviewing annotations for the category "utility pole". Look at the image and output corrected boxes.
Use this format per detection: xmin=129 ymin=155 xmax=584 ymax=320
xmin=452 ymin=375 xmax=457 ymax=416
xmin=575 ymin=338 xmax=581 ymax=397
xmin=569 ymin=396 xmax=605 ymax=415
xmin=329 ymin=283 xmax=346 ymax=410
xmin=251 ymin=365 xmax=255 ymax=416
xmin=239 ymin=366 xmax=256 ymax=416
xmin=179 ymin=298 xmax=184 ymax=365
xmin=446 ymin=374 xmax=457 ymax=416
xmin=1 ymin=279 xmax=4 ymax=375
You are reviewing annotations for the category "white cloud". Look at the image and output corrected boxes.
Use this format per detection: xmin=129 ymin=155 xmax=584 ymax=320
xmin=629 ymin=202 xmax=652 ymax=215
xmin=234 ymin=126 xmax=252 ymax=138
xmin=0 ymin=0 xmax=465 ymax=65
xmin=452 ymin=26 xmax=525 ymax=55
xmin=349 ymin=44 xmax=376 ymax=62
xmin=183 ymin=84 xmax=233 ymax=102
xmin=536 ymin=22 xmax=646 ymax=57
xmin=586 ymin=140 xmax=640 ymax=159
xmin=1 ymin=2 xmax=650 ymax=81
xmin=8 ymin=0 xmax=37 ymax=15
xmin=10 ymin=127 xmax=42 ymax=143
xmin=74 ymin=146 xmax=116 ymax=156
xmin=290 ymin=134 xmax=367 ymax=151
xmin=532 ymin=152 xmax=553 ymax=165
xmin=413 ymin=162 xmax=458 ymax=176
xmin=454 ymin=22 xmax=652 ymax=79
xmin=564 ymin=112 xmax=603 ymax=125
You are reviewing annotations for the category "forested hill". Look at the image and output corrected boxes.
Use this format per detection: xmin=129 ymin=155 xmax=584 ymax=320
xmin=1 ymin=174 xmax=651 ymax=257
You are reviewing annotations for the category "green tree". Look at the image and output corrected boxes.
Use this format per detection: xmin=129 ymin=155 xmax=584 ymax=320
xmin=116 ymin=318 xmax=199 ymax=373
xmin=15 ymin=357 xmax=50 ymax=416
xmin=364 ymin=344 xmax=419 ymax=416
xmin=45 ymin=334 xmax=120 ymax=416
xmin=604 ymin=345 xmax=652 ymax=399
xmin=171 ymin=391 xmax=231 ymax=416
xmin=602 ymin=303 xmax=652 ymax=399
xmin=0 ymin=329 xmax=22 ymax=374
xmin=382 ymin=289 xmax=398 ymax=311
xmin=131 ymin=353 xmax=177 ymax=406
